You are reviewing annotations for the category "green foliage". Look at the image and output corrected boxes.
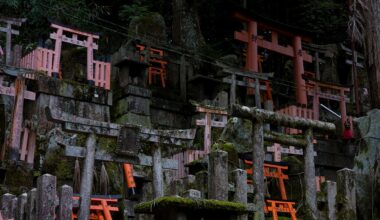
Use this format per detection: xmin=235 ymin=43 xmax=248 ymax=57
xmin=119 ymin=0 xmax=152 ymax=22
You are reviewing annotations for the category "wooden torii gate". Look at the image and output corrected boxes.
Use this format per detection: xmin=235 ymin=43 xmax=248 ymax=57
xmin=234 ymin=12 xmax=313 ymax=106
xmin=45 ymin=107 xmax=196 ymax=219
xmin=0 ymin=74 xmax=36 ymax=162
xmin=232 ymin=105 xmax=335 ymax=220
xmin=0 ymin=18 xmax=25 ymax=66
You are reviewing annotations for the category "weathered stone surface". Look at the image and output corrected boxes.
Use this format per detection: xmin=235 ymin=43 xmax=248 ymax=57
xmin=16 ymin=193 xmax=27 ymax=220
xmin=182 ymin=189 xmax=201 ymax=199
xmin=57 ymin=185 xmax=72 ymax=220
xmin=36 ymin=76 xmax=112 ymax=105
xmin=1 ymin=193 xmax=16 ymax=219
xmin=304 ymin=128 xmax=317 ymax=220
xmin=36 ymin=174 xmax=57 ymax=220
xmin=336 ymin=168 xmax=356 ymax=220
xmin=353 ymin=109 xmax=380 ymax=219
xmin=233 ymin=169 xmax=248 ymax=220
xmin=129 ymin=13 xmax=167 ymax=43
xmin=115 ymin=96 xmax=151 ymax=116
xmin=208 ymin=150 xmax=228 ymax=200
xmin=26 ymin=188 xmax=37 ymax=220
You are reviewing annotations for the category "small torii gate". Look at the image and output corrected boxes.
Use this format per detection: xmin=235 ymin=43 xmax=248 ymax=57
xmin=45 ymin=107 xmax=196 ymax=219
xmin=195 ymin=105 xmax=228 ymax=154
xmin=0 ymin=18 xmax=25 ymax=66
xmin=0 ymin=74 xmax=36 ymax=163
xmin=234 ymin=12 xmax=313 ymax=106
xmin=232 ymin=105 xmax=335 ymax=220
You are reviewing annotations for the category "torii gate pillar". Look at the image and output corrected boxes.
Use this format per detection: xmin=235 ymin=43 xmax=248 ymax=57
xmin=293 ymin=36 xmax=307 ymax=106
xmin=246 ymin=21 xmax=258 ymax=72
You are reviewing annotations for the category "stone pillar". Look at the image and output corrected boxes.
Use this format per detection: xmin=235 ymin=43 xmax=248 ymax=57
xmin=1 ymin=193 xmax=16 ymax=219
xmin=208 ymin=150 xmax=228 ymax=200
xmin=58 ymin=185 xmax=73 ymax=220
xmin=16 ymin=193 xmax=27 ymax=220
xmin=325 ymin=181 xmax=337 ymax=220
xmin=78 ymin=133 xmax=97 ymax=220
xmin=195 ymin=171 xmax=208 ymax=198
xmin=252 ymin=120 xmax=265 ymax=220
xmin=304 ymin=128 xmax=317 ymax=220
xmin=36 ymin=174 xmax=57 ymax=220
xmin=233 ymin=169 xmax=248 ymax=220
xmin=26 ymin=188 xmax=37 ymax=220
xmin=336 ymin=168 xmax=356 ymax=220
xmin=152 ymin=144 xmax=164 ymax=198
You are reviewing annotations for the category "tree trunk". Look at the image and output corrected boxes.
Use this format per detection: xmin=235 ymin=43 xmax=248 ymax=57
xmin=172 ymin=0 xmax=205 ymax=50
xmin=365 ymin=0 xmax=380 ymax=108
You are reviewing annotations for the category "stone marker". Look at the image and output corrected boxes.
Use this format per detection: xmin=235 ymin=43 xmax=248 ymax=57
xmin=336 ymin=168 xmax=356 ymax=220
xmin=208 ymin=150 xmax=228 ymax=200
xmin=26 ymin=188 xmax=37 ymax=220
xmin=304 ymin=128 xmax=317 ymax=220
xmin=36 ymin=174 xmax=56 ymax=220
xmin=183 ymin=189 xmax=201 ymax=199
xmin=233 ymin=169 xmax=248 ymax=220
xmin=152 ymin=144 xmax=164 ymax=198
xmin=1 ymin=193 xmax=16 ymax=219
xmin=326 ymin=181 xmax=337 ymax=220
xmin=16 ymin=193 xmax=27 ymax=220
xmin=57 ymin=185 xmax=73 ymax=220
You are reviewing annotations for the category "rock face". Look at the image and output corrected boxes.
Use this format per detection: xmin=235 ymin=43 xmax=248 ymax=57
xmin=353 ymin=109 xmax=380 ymax=219
xmin=129 ymin=12 xmax=167 ymax=43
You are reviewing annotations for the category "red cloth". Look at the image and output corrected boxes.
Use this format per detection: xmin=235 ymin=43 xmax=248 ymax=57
xmin=342 ymin=129 xmax=353 ymax=140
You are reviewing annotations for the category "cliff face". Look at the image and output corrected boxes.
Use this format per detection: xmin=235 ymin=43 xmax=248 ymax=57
xmin=353 ymin=109 xmax=380 ymax=219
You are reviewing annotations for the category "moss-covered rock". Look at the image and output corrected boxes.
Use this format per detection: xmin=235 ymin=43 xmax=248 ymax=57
xmin=134 ymin=196 xmax=247 ymax=213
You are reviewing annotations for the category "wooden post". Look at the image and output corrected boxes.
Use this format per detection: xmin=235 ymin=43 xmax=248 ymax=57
xmin=252 ymin=120 xmax=265 ymax=220
xmin=313 ymin=85 xmax=320 ymax=120
xmin=36 ymin=174 xmax=56 ymax=220
xmin=304 ymin=128 xmax=317 ymax=220
xmin=58 ymin=185 xmax=73 ymax=220
xmin=230 ymin=73 xmax=236 ymax=109
xmin=340 ymin=89 xmax=347 ymax=134
xmin=180 ymin=55 xmax=187 ymax=99
xmin=255 ymin=78 xmax=262 ymax=108
xmin=247 ymin=21 xmax=258 ymax=72
xmin=293 ymin=36 xmax=307 ymax=106
xmin=52 ymin=27 xmax=63 ymax=74
xmin=87 ymin=36 xmax=94 ymax=82
xmin=233 ymin=169 xmax=248 ymax=220
xmin=16 ymin=193 xmax=27 ymax=220
xmin=152 ymin=144 xmax=164 ymax=198
xmin=9 ymin=77 xmax=25 ymax=161
xmin=78 ymin=133 xmax=96 ymax=220
xmin=208 ymin=150 xmax=228 ymax=200
xmin=26 ymin=188 xmax=37 ymax=220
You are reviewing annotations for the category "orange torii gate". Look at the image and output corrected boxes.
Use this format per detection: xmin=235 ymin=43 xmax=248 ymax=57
xmin=234 ymin=12 xmax=313 ymax=106
xmin=72 ymin=197 xmax=119 ymax=220
xmin=0 ymin=75 xmax=36 ymax=163
xmin=20 ymin=23 xmax=111 ymax=89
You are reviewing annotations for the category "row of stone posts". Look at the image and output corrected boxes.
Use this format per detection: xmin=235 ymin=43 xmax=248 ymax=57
xmin=207 ymin=150 xmax=357 ymax=220
xmin=0 ymin=174 xmax=73 ymax=220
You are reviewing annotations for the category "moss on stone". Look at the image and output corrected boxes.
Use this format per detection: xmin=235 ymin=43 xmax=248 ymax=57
xmin=134 ymin=196 xmax=247 ymax=213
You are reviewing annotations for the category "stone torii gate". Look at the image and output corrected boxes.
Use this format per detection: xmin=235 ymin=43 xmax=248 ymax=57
xmin=45 ymin=107 xmax=196 ymax=219
xmin=0 ymin=18 xmax=25 ymax=66
xmin=232 ymin=105 xmax=335 ymax=220
xmin=234 ymin=12 xmax=313 ymax=106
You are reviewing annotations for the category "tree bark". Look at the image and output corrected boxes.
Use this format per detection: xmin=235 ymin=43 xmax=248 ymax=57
xmin=172 ymin=0 xmax=205 ymax=50
xmin=365 ymin=0 xmax=380 ymax=108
